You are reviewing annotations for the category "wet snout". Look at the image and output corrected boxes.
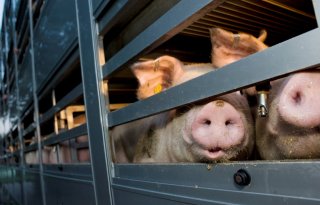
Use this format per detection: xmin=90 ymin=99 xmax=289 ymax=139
xmin=191 ymin=100 xmax=245 ymax=154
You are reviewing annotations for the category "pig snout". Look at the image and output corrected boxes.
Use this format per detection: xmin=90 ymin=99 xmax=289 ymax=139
xmin=188 ymin=100 xmax=246 ymax=160
xmin=277 ymin=72 xmax=320 ymax=128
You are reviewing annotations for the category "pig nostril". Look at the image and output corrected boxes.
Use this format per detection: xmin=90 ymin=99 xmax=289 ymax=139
xmin=225 ymin=120 xmax=233 ymax=126
xmin=202 ymin=119 xmax=211 ymax=126
xmin=292 ymin=91 xmax=302 ymax=104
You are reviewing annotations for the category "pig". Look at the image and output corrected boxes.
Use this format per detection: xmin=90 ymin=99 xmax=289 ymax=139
xmin=48 ymin=143 xmax=72 ymax=164
xmin=210 ymin=28 xmax=267 ymax=68
xmin=135 ymin=79 xmax=254 ymax=162
xmin=111 ymin=28 xmax=269 ymax=163
xmin=255 ymin=70 xmax=320 ymax=160
xmin=25 ymin=137 xmax=51 ymax=164
xmin=210 ymin=27 xmax=268 ymax=95
xmin=210 ymin=29 xmax=320 ymax=160
xmin=112 ymin=56 xmax=255 ymax=163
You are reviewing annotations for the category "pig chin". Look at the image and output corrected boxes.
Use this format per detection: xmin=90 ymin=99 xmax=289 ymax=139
xmin=257 ymin=113 xmax=320 ymax=159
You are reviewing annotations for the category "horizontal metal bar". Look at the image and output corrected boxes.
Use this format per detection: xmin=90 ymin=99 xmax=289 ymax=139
xmin=206 ymin=11 xmax=292 ymax=34
xmin=37 ymin=44 xmax=79 ymax=98
xmin=98 ymin=0 xmax=129 ymax=34
xmin=24 ymin=165 xmax=40 ymax=171
xmin=42 ymin=124 xmax=87 ymax=146
xmin=93 ymin=0 xmax=112 ymax=18
xmin=113 ymin=180 xmax=320 ymax=204
xmin=43 ymin=164 xmax=92 ymax=180
xmin=263 ymin=0 xmax=316 ymax=19
xmin=108 ymin=28 xmax=320 ymax=127
xmin=102 ymin=0 xmax=221 ymax=78
xmin=114 ymin=161 xmax=320 ymax=202
xmin=39 ymin=83 xmax=83 ymax=124
xmin=22 ymin=123 xmax=35 ymax=137
xmin=13 ymin=150 xmax=20 ymax=156
xmin=24 ymin=143 xmax=37 ymax=152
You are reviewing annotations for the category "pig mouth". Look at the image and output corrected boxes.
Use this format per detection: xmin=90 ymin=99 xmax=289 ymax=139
xmin=203 ymin=147 xmax=226 ymax=160
xmin=208 ymin=147 xmax=222 ymax=153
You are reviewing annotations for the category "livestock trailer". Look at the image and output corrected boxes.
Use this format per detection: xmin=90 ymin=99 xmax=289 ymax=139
xmin=1 ymin=0 xmax=320 ymax=204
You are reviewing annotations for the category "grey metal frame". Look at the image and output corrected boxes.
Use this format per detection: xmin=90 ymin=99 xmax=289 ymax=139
xmin=1 ymin=0 xmax=320 ymax=204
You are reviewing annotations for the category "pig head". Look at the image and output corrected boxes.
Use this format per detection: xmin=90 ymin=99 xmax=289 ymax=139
xmin=111 ymin=28 xmax=268 ymax=163
xmin=255 ymin=71 xmax=320 ymax=159
xmin=211 ymin=28 xmax=320 ymax=160
xmin=112 ymin=56 xmax=254 ymax=163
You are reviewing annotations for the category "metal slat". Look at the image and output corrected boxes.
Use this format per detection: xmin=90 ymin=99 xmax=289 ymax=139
xmin=240 ymin=0 xmax=314 ymax=23
xmin=24 ymin=143 xmax=37 ymax=153
xmin=98 ymin=0 xmax=151 ymax=36
xmin=39 ymin=84 xmax=83 ymax=125
xmin=114 ymin=162 xmax=320 ymax=204
xmin=206 ymin=11 xmax=292 ymax=34
xmin=42 ymin=124 xmax=87 ymax=147
xmin=263 ymin=0 xmax=316 ymax=19
xmin=75 ymin=0 xmax=114 ymax=204
xmin=22 ymin=123 xmax=35 ymax=137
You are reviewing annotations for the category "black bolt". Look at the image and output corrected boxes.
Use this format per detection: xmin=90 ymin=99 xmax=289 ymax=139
xmin=234 ymin=169 xmax=251 ymax=186
xmin=58 ymin=165 xmax=63 ymax=171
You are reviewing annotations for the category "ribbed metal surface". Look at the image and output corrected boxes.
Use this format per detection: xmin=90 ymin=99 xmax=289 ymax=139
xmin=182 ymin=0 xmax=317 ymax=45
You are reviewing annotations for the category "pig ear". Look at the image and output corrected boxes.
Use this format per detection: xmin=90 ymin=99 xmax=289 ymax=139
xmin=258 ymin=29 xmax=267 ymax=42
xmin=131 ymin=55 xmax=185 ymax=99
xmin=210 ymin=27 xmax=268 ymax=68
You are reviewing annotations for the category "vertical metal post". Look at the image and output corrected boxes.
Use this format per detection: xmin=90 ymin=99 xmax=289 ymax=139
xmin=75 ymin=0 xmax=114 ymax=204
xmin=27 ymin=0 xmax=46 ymax=204
xmin=11 ymin=0 xmax=26 ymax=203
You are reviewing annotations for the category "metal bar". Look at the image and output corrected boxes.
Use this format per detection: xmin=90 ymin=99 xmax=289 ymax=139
xmin=36 ymin=43 xmax=79 ymax=98
xmin=98 ymin=0 xmax=131 ymax=34
xmin=240 ymin=0 xmax=313 ymax=23
xmin=263 ymin=0 xmax=316 ymax=19
xmin=113 ymin=161 xmax=320 ymax=203
xmin=108 ymin=28 xmax=320 ymax=127
xmin=42 ymin=164 xmax=92 ymax=181
xmin=37 ymin=49 xmax=79 ymax=98
xmin=97 ymin=0 xmax=153 ymax=36
xmin=312 ymin=0 xmax=320 ymax=23
xmin=75 ymin=0 xmax=114 ymax=204
xmin=92 ymin=0 xmax=112 ymax=18
xmin=39 ymin=84 xmax=83 ymax=124
xmin=205 ymin=11 xmax=291 ymax=34
xmin=102 ymin=0 xmax=223 ymax=78
xmin=22 ymin=123 xmax=34 ymax=137
xmin=27 ymin=0 xmax=46 ymax=204
xmin=24 ymin=143 xmax=37 ymax=153
xmin=10 ymin=3 xmax=26 ymax=203
xmin=42 ymin=124 xmax=87 ymax=147
xmin=43 ymin=164 xmax=91 ymax=174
